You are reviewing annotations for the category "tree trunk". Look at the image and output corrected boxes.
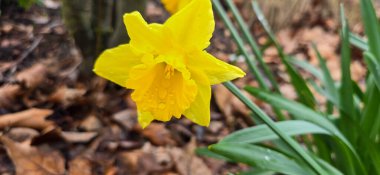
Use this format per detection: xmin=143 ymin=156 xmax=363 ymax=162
xmin=61 ymin=0 xmax=147 ymax=80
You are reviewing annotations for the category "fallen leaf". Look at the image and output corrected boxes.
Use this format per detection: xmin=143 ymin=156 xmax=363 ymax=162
xmin=48 ymin=86 xmax=86 ymax=107
xmin=68 ymin=157 xmax=92 ymax=175
xmin=170 ymin=139 xmax=212 ymax=175
xmin=112 ymin=109 xmax=137 ymax=130
xmin=6 ymin=127 xmax=39 ymax=143
xmin=0 ymin=64 xmax=48 ymax=109
xmin=213 ymin=84 xmax=251 ymax=128
xmin=141 ymin=123 xmax=176 ymax=146
xmin=61 ymin=131 xmax=98 ymax=143
xmin=79 ymin=115 xmax=103 ymax=131
xmin=0 ymin=108 xmax=54 ymax=130
xmin=0 ymin=135 xmax=65 ymax=175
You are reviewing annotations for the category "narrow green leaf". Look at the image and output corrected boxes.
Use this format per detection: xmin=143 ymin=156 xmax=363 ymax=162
xmin=364 ymin=52 xmax=380 ymax=90
xmin=352 ymin=80 xmax=364 ymax=102
xmin=339 ymin=5 xmax=356 ymax=120
xmin=360 ymin=0 xmax=380 ymax=58
xmin=349 ymin=33 xmax=368 ymax=51
xmin=252 ymin=1 xmax=316 ymax=108
xmin=223 ymin=82 xmax=326 ymax=174
xmin=315 ymin=154 xmax=344 ymax=175
xmin=245 ymin=86 xmax=367 ymax=174
xmin=216 ymin=1 xmax=288 ymax=122
xmin=195 ymin=147 xmax=232 ymax=161
xmin=209 ymin=143 xmax=316 ymax=175
xmin=288 ymin=57 xmax=323 ymax=81
xmin=213 ymin=0 xmax=267 ymax=89
xmin=238 ymin=169 xmax=275 ymax=175
xmin=361 ymin=77 xmax=380 ymax=140
xmin=220 ymin=120 xmax=329 ymax=144
xmin=225 ymin=0 xmax=280 ymax=92
xmin=313 ymin=43 xmax=339 ymax=105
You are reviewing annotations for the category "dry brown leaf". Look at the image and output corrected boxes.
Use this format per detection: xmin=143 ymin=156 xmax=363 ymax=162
xmin=213 ymin=84 xmax=251 ymax=127
xmin=170 ymin=139 xmax=212 ymax=175
xmin=68 ymin=157 xmax=92 ymax=175
xmin=61 ymin=131 xmax=98 ymax=143
xmin=48 ymin=86 xmax=86 ymax=107
xmin=6 ymin=127 xmax=39 ymax=143
xmin=141 ymin=123 xmax=176 ymax=146
xmin=0 ymin=135 xmax=65 ymax=175
xmin=112 ymin=109 xmax=137 ymax=130
xmin=0 ymin=108 xmax=54 ymax=129
xmin=79 ymin=115 xmax=103 ymax=131
xmin=0 ymin=64 xmax=48 ymax=108
xmin=15 ymin=64 xmax=47 ymax=89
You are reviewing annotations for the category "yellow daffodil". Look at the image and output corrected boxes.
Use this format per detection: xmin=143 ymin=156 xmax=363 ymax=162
xmin=93 ymin=0 xmax=245 ymax=128
xmin=162 ymin=0 xmax=192 ymax=14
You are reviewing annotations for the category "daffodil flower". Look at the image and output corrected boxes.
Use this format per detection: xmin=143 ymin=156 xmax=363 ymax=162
xmin=162 ymin=0 xmax=192 ymax=14
xmin=93 ymin=0 xmax=245 ymax=128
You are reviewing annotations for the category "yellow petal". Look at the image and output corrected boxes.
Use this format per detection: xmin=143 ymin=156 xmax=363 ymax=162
xmin=164 ymin=0 xmax=214 ymax=51
xmin=127 ymin=62 xmax=197 ymax=126
xmin=93 ymin=44 xmax=142 ymax=87
xmin=184 ymin=82 xmax=211 ymax=126
xmin=188 ymin=51 xmax=246 ymax=85
xmin=123 ymin=12 xmax=168 ymax=53
xmin=138 ymin=110 xmax=155 ymax=129
xmin=162 ymin=0 xmax=192 ymax=14
xmin=161 ymin=0 xmax=179 ymax=14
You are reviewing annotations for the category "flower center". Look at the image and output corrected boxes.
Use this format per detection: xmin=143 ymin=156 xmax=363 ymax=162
xmin=164 ymin=64 xmax=175 ymax=79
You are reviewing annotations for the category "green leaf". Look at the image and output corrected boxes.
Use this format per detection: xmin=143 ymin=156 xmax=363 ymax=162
xmin=364 ymin=52 xmax=380 ymax=90
xmin=220 ymin=120 xmax=329 ymax=144
xmin=245 ymin=86 xmax=367 ymax=174
xmin=360 ymin=0 xmax=380 ymax=58
xmin=339 ymin=5 xmax=356 ymax=121
xmin=209 ymin=143 xmax=316 ymax=175
xmin=361 ymin=76 xmax=380 ymax=140
xmin=238 ymin=169 xmax=275 ymax=175
xmin=313 ymin=43 xmax=339 ymax=105
xmin=223 ymin=82 xmax=326 ymax=174
xmin=225 ymin=0 xmax=280 ymax=92
xmin=252 ymin=1 xmax=316 ymax=108
xmin=288 ymin=57 xmax=323 ymax=81
xmin=195 ymin=147 xmax=232 ymax=161
xmin=349 ymin=33 xmax=368 ymax=51
xmin=213 ymin=0 xmax=267 ymax=89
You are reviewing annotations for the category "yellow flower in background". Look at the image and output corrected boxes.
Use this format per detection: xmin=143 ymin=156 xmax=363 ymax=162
xmin=162 ymin=0 xmax=192 ymax=13
xmin=93 ymin=0 xmax=245 ymax=128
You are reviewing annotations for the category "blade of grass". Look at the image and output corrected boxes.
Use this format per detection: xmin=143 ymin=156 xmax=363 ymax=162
xmin=224 ymin=0 xmax=280 ymax=92
xmin=339 ymin=5 xmax=356 ymax=120
xmin=245 ymin=86 xmax=367 ymax=175
xmin=349 ymin=33 xmax=368 ymax=51
xmin=252 ymin=1 xmax=316 ymax=108
xmin=312 ymin=43 xmax=339 ymax=106
xmin=222 ymin=82 xmax=327 ymax=174
xmin=210 ymin=143 xmax=316 ymax=175
xmin=360 ymin=0 xmax=380 ymax=58
xmin=364 ymin=52 xmax=380 ymax=90
xmin=361 ymin=76 xmax=380 ymax=140
xmin=195 ymin=147 xmax=232 ymax=161
xmin=220 ymin=120 xmax=329 ymax=144
xmin=212 ymin=0 xmax=267 ymax=89
xmin=213 ymin=0 xmax=285 ymax=121
xmin=288 ymin=57 xmax=323 ymax=80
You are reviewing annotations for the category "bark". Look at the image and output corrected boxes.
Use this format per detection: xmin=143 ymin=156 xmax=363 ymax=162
xmin=61 ymin=0 xmax=147 ymax=80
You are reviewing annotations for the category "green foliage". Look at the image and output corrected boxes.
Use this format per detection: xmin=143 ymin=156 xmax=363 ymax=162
xmin=200 ymin=0 xmax=380 ymax=174
xmin=17 ymin=0 xmax=42 ymax=9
